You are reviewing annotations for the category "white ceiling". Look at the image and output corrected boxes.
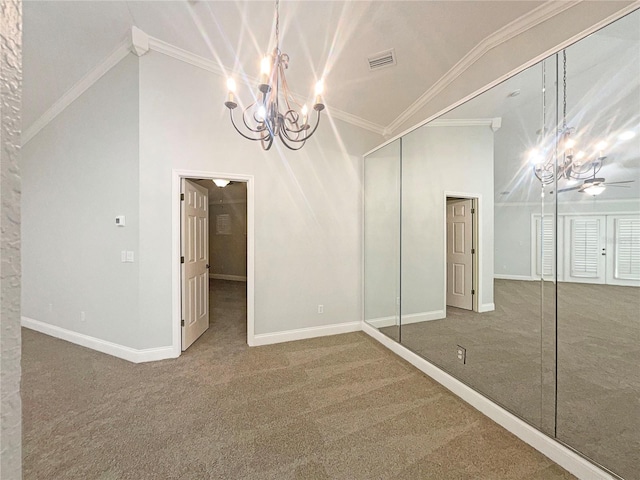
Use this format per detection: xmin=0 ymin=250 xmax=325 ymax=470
xmin=24 ymin=0 xmax=550 ymax=133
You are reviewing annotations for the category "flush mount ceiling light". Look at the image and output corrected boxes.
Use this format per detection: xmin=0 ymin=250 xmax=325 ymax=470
xmin=212 ymin=179 xmax=230 ymax=188
xmin=224 ymin=0 xmax=325 ymax=151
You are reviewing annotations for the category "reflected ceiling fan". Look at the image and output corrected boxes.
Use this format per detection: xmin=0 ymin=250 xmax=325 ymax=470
xmin=557 ymin=175 xmax=635 ymax=196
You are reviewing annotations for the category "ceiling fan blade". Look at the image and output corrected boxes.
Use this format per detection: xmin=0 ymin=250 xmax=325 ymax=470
xmin=557 ymin=186 xmax=581 ymax=193
xmin=603 ymin=180 xmax=635 ymax=185
xmin=604 ymin=184 xmax=631 ymax=188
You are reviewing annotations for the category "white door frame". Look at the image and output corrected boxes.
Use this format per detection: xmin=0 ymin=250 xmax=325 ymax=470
xmin=444 ymin=192 xmax=482 ymax=313
xmin=172 ymin=169 xmax=255 ymax=357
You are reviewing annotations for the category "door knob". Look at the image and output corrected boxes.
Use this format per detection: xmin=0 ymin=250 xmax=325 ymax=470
xmin=206 ymin=264 xmax=210 ymax=268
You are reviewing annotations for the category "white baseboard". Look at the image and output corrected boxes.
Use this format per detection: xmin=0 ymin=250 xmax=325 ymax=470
xmin=495 ymin=274 xmax=536 ymax=281
xmin=361 ymin=322 xmax=616 ymax=480
xmin=478 ymin=303 xmax=495 ymax=313
xmin=209 ymin=274 xmax=247 ymax=282
xmin=365 ymin=316 xmax=397 ymax=328
xmin=21 ymin=317 xmax=178 ymax=363
xmin=250 ymin=321 xmax=361 ymax=347
xmin=402 ymin=310 xmax=445 ymax=324
xmin=365 ymin=310 xmax=445 ymax=329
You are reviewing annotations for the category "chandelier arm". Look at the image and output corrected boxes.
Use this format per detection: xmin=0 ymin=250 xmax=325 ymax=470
xmin=229 ymin=110 xmax=267 ymax=142
xmin=279 ymin=66 xmax=303 ymax=113
xmin=278 ymin=132 xmax=306 ymax=151
xmin=299 ymin=109 xmax=322 ymax=140
xmin=260 ymin=133 xmax=274 ymax=151
xmin=533 ymin=164 xmax=554 ymax=185
xmin=241 ymin=105 xmax=269 ymax=134
xmin=280 ymin=109 xmax=322 ymax=143
xmin=280 ymin=125 xmax=306 ymax=143
xmin=282 ymin=110 xmax=308 ymax=134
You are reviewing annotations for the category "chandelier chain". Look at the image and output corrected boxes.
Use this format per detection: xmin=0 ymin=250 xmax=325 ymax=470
xmin=562 ymin=49 xmax=567 ymax=130
xmin=275 ymin=0 xmax=279 ymax=51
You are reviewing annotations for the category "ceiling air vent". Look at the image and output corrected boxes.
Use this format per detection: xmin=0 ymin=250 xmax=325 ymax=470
xmin=368 ymin=49 xmax=396 ymax=71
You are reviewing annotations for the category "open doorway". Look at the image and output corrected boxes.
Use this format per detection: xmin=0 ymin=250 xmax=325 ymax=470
xmin=446 ymin=196 xmax=478 ymax=312
xmin=173 ymin=171 xmax=255 ymax=355
xmin=181 ymin=178 xmax=248 ymax=351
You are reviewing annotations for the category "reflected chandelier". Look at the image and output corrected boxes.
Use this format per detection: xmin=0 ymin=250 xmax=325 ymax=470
xmin=224 ymin=0 xmax=325 ymax=151
xmin=532 ymin=50 xmax=607 ymax=186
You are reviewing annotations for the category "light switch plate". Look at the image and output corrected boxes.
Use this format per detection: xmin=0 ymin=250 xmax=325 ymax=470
xmin=126 ymin=251 xmax=134 ymax=262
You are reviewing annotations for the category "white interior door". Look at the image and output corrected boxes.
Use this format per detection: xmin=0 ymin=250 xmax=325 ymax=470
xmin=564 ymin=215 xmax=606 ymax=284
xmin=181 ymin=179 xmax=210 ymax=350
xmin=606 ymin=214 xmax=640 ymax=287
xmin=446 ymin=198 xmax=473 ymax=310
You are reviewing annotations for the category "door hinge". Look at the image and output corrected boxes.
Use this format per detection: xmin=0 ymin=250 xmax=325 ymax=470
xmin=180 ymin=256 xmax=185 ymax=264
xmin=471 ymin=248 xmax=476 ymax=254
xmin=180 ymin=193 xmax=184 ymax=201
xmin=181 ymin=319 xmax=185 ymax=327
xmin=471 ymin=208 xmax=475 ymax=214
xmin=471 ymin=289 xmax=475 ymax=295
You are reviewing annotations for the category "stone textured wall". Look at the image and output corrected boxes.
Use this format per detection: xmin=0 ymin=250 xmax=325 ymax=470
xmin=0 ymin=0 xmax=22 ymax=478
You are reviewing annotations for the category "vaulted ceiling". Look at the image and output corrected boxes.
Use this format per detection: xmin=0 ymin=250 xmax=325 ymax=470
xmin=22 ymin=0 xmax=578 ymax=136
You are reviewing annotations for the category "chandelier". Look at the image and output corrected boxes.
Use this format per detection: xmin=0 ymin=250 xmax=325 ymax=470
xmin=532 ymin=50 xmax=607 ymax=187
xmin=224 ymin=0 xmax=325 ymax=151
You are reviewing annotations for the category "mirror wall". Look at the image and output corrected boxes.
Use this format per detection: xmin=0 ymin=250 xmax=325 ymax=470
xmin=555 ymin=12 xmax=640 ymax=478
xmin=364 ymin=9 xmax=639 ymax=479
xmin=364 ymin=139 xmax=401 ymax=343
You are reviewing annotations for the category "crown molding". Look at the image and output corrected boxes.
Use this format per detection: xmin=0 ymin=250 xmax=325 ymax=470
xmin=147 ymin=35 xmax=226 ymax=77
xmin=22 ymin=38 xmax=131 ymax=146
xmin=426 ymin=117 xmax=501 ymax=130
xmin=384 ymin=0 xmax=581 ymax=135
xmin=131 ymin=26 xmax=150 ymax=57
xmin=323 ymin=108 xmax=386 ymax=136
xmin=147 ymin=35 xmax=386 ymax=136
xmin=23 ymin=28 xmax=385 ymax=146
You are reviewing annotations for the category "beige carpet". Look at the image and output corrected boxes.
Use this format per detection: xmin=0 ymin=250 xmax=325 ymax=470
xmin=22 ymin=280 xmax=575 ymax=480
xmin=381 ymin=279 xmax=639 ymax=480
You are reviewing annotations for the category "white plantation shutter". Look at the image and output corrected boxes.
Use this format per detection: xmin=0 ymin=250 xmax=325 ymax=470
xmin=614 ymin=218 xmax=640 ymax=280
xmin=535 ymin=216 xmax=555 ymax=278
xmin=570 ymin=218 xmax=601 ymax=278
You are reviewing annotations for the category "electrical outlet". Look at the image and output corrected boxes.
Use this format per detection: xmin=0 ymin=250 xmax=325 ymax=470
xmin=317 ymin=305 xmax=324 ymax=314
xmin=80 ymin=311 xmax=86 ymax=322
xmin=456 ymin=345 xmax=466 ymax=364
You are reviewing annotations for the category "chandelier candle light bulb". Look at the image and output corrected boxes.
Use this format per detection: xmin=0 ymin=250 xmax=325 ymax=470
xmin=596 ymin=141 xmax=607 ymax=158
xmin=260 ymin=56 xmax=271 ymax=86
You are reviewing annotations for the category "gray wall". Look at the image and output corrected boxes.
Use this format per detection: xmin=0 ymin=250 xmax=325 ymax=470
xmin=22 ymin=55 xmax=141 ymax=348
xmin=138 ymin=51 xmax=383 ymax=342
xmin=0 ymin=0 xmax=22 ymax=477
xmin=364 ymin=140 xmax=401 ymax=323
xmin=209 ymin=183 xmax=247 ymax=279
